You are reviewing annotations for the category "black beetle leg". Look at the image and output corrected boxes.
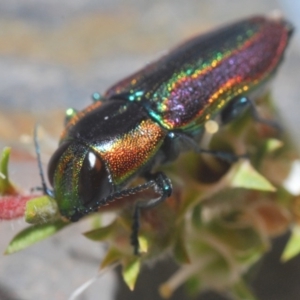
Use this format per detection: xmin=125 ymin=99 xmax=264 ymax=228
xmin=130 ymin=172 xmax=172 ymax=255
xmin=196 ymin=148 xmax=248 ymax=163
xmin=247 ymin=98 xmax=282 ymax=132
xmin=174 ymin=132 xmax=248 ymax=163
xmin=89 ymin=172 xmax=172 ymax=255
xmin=221 ymin=96 xmax=250 ymax=125
xmin=221 ymin=96 xmax=282 ymax=131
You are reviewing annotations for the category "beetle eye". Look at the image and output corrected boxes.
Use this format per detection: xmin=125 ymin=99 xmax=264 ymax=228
xmin=78 ymin=150 xmax=110 ymax=205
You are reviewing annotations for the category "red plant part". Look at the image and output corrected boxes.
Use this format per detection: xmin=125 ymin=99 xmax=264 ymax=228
xmin=0 ymin=194 xmax=31 ymax=220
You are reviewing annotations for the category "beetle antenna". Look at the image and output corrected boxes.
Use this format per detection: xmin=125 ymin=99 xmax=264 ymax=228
xmin=34 ymin=124 xmax=51 ymax=196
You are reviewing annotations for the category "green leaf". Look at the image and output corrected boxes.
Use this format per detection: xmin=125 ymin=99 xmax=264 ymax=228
xmin=122 ymin=257 xmax=141 ymax=290
xmin=255 ymin=138 xmax=284 ymax=166
xmin=5 ymin=220 xmax=67 ymax=254
xmin=281 ymin=226 xmax=300 ymax=262
xmin=228 ymin=160 xmax=276 ymax=192
xmin=84 ymin=222 xmax=116 ymax=241
xmin=101 ymin=248 xmax=122 ymax=269
xmin=25 ymin=196 xmax=60 ymax=224
xmin=0 ymin=147 xmax=16 ymax=195
xmin=264 ymin=138 xmax=283 ymax=153
xmin=138 ymin=234 xmax=148 ymax=254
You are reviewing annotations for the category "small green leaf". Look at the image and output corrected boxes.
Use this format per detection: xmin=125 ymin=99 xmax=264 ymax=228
xmin=122 ymin=257 xmax=141 ymax=290
xmin=264 ymin=138 xmax=283 ymax=153
xmin=228 ymin=160 xmax=276 ymax=192
xmin=281 ymin=226 xmax=300 ymax=262
xmin=0 ymin=147 xmax=16 ymax=195
xmin=138 ymin=235 xmax=148 ymax=254
xmin=5 ymin=220 xmax=67 ymax=254
xmin=100 ymin=248 xmax=122 ymax=269
xmin=25 ymin=196 xmax=60 ymax=224
xmin=84 ymin=222 xmax=116 ymax=241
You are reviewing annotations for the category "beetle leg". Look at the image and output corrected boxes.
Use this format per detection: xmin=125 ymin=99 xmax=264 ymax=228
xmin=247 ymin=98 xmax=282 ymax=131
xmin=221 ymin=96 xmax=282 ymax=131
xmin=196 ymin=148 xmax=248 ymax=163
xmin=88 ymin=172 xmax=172 ymax=254
xmin=174 ymin=132 xmax=247 ymax=163
xmin=220 ymin=96 xmax=250 ymax=124
xmin=131 ymin=172 xmax=172 ymax=255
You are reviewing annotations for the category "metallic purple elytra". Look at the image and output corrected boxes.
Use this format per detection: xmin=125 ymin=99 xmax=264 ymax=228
xmin=46 ymin=15 xmax=293 ymax=254
xmin=105 ymin=16 xmax=292 ymax=133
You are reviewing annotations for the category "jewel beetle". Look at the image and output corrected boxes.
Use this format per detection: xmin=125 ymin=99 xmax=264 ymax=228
xmin=41 ymin=15 xmax=293 ymax=255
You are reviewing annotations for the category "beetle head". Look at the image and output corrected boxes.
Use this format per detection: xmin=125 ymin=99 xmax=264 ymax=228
xmin=48 ymin=141 xmax=111 ymax=221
